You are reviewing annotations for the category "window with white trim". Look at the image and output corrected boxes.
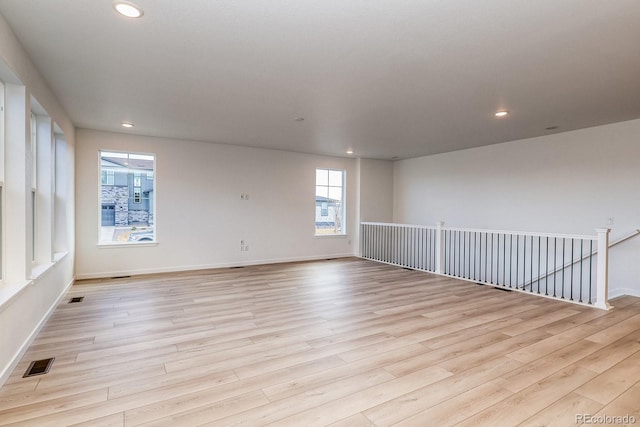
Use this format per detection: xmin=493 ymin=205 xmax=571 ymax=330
xmin=0 ymin=80 xmax=4 ymax=281
xmin=29 ymin=112 xmax=37 ymax=262
xmin=99 ymin=150 xmax=156 ymax=244
xmin=315 ymin=168 xmax=345 ymax=235
xmin=0 ymin=80 xmax=4 ymax=279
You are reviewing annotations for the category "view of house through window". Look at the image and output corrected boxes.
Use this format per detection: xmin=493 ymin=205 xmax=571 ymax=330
xmin=100 ymin=151 xmax=155 ymax=244
xmin=315 ymin=168 xmax=345 ymax=235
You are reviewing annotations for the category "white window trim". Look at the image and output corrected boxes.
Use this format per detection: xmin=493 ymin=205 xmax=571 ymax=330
xmin=97 ymin=149 xmax=157 ymax=246
xmin=314 ymin=168 xmax=347 ymax=236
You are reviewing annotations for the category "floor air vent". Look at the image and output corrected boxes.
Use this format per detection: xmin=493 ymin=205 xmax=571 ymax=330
xmin=110 ymin=275 xmax=131 ymax=279
xmin=69 ymin=297 xmax=84 ymax=303
xmin=23 ymin=358 xmax=55 ymax=378
xmin=230 ymin=266 xmax=245 ymax=269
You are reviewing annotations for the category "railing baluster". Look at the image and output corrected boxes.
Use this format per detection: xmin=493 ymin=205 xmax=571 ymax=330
xmin=490 ymin=233 xmax=494 ymax=284
xmin=545 ymin=237 xmax=549 ymax=295
xmin=458 ymin=230 xmax=461 ymax=277
xmin=529 ymin=235 xmax=533 ymax=293
xmin=517 ymin=235 xmax=521 ymax=289
xmin=537 ymin=236 xmax=541 ymax=294
xmin=553 ymin=238 xmax=557 ymax=297
xmin=570 ymin=238 xmax=575 ymax=301
xmin=561 ymin=238 xmax=566 ymax=299
xmin=589 ymin=240 xmax=593 ymax=304
xmin=579 ymin=239 xmax=584 ymax=303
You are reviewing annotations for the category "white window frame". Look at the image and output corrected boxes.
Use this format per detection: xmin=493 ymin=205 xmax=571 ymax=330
xmin=0 ymin=80 xmax=4 ymax=281
xmin=315 ymin=168 xmax=346 ymax=236
xmin=98 ymin=150 xmax=157 ymax=246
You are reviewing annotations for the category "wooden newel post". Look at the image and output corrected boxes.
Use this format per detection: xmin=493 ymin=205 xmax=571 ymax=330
xmin=436 ymin=221 xmax=445 ymax=274
xmin=595 ymin=228 xmax=611 ymax=310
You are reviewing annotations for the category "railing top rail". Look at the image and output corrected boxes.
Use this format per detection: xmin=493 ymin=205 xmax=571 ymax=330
xmin=360 ymin=222 xmax=436 ymax=230
xmin=441 ymin=227 xmax=596 ymax=240
xmin=360 ymin=222 xmax=596 ymax=240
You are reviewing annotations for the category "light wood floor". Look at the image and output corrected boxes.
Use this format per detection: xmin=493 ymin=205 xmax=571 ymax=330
xmin=1 ymin=258 xmax=639 ymax=426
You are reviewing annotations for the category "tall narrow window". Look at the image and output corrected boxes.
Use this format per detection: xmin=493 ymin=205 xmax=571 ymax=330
xmin=99 ymin=151 xmax=156 ymax=244
xmin=29 ymin=113 xmax=37 ymax=263
xmin=315 ymin=168 xmax=345 ymax=235
xmin=0 ymin=187 xmax=2 ymax=279
xmin=0 ymin=80 xmax=4 ymax=279
xmin=31 ymin=190 xmax=36 ymax=261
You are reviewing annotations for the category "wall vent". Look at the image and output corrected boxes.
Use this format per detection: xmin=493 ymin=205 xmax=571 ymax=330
xmin=69 ymin=297 xmax=84 ymax=303
xmin=23 ymin=358 xmax=55 ymax=378
xmin=110 ymin=275 xmax=131 ymax=279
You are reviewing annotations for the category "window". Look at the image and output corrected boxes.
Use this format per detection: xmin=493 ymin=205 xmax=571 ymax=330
xmin=99 ymin=150 xmax=155 ymax=244
xmin=29 ymin=113 xmax=37 ymax=263
xmin=31 ymin=190 xmax=36 ymax=261
xmin=315 ymin=168 xmax=345 ymax=235
xmin=0 ymin=187 xmax=2 ymax=279
xmin=101 ymin=170 xmax=114 ymax=185
xmin=0 ymin=80 xmax=4 ymax=279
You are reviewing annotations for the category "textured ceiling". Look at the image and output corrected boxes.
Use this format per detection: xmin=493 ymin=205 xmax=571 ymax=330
xmin=1 ymin=0 xmax=639 ymax=159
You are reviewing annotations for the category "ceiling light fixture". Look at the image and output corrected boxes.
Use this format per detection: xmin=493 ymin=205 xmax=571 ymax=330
xmin=494 ymin=110 xmax=509 ymax=118
xmin=545 ymin=126 xmax=559 ymax=130
xmin=346 ymin=149 xmax=354 ymax=155
xmin=121 ymin=122 xmax=134 ymax=128
xmin=294 ymin=117 xmax=305 ymax=122
xmin=113 ymin=1 xmax=144 ymax=18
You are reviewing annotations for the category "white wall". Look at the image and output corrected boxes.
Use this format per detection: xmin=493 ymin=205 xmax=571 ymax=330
xmin=76 ymin=129 xmax=358 ymax=278
xmin=359 ymin=158 xmax=394 ymax=223
xmin=0 ymin=13 xmax=75 ymax=385
xmin=393 ymin=118 xmax=640 ymax=298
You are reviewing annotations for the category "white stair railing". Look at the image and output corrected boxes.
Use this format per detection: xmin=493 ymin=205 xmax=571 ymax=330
xmin=360 ymin=222 xmax=612 ymax=310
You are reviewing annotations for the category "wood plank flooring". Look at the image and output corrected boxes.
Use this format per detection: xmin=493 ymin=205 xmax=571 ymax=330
xmin=1 ymin=258 xmax=639 ymax=426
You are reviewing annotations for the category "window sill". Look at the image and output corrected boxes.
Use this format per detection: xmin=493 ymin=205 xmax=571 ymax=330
xmin=97 ymin=242 xmax=159 ymax=248
xmin=53 ymin=251 xmax=70 ymax=263
xmin=0 ymin=280 xmax=31 ymax=313
xmin=31 ymin=262 xmax=54 ymax=280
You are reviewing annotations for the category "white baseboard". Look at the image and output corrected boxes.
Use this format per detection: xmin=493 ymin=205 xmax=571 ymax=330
xmin=0 ymin=276 xmax=75 ymax=387
xmin=609 ymin=287 xmax=640 ymax=299
xmin=75 ymin=253 xmax=356 ymax=280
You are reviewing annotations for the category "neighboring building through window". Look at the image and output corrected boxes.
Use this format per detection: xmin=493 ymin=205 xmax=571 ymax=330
xmin=315 ymin=168 xmax=345 ymax=235
xmin=99 ymin=151 xmax=155 ymax=244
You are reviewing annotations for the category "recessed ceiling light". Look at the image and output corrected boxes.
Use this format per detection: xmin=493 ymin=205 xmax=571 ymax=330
xmin=121 ymin=122 xmax=134 ymax=128
xmin=545 ymin=126 xmax=559 ymax=130
xmin=495 ymin=110 xmax=509 ymax=117
xmin=346 ymin=149 xmax=354 ymax=155
xmin=113 ymin=1 xmax=144 ymax=18
xmin=294 ymin=117 xmax=305 ymax=122
xmin=391 ymin=156 xmax=399 ymax=160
